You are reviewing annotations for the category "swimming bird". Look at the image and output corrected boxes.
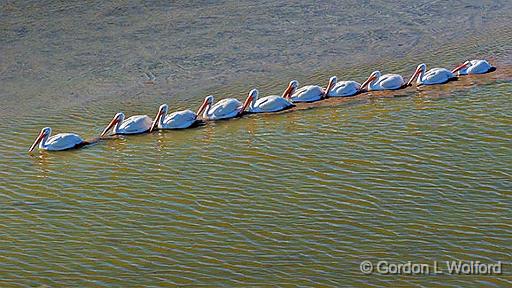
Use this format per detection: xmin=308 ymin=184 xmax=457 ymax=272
xmin=452 ymin=60 xmax=495 ymax=75
xmin=360 ymin=71 xmax=405 ymax=91
xmin=150 ymin=104 xmax=200 ymax=132
xmin=287 ymin=77 xmax=335 ymax=103
xmin=407 ymin=63 xmax=457 ymax=86
xmin=196 ymin=93 xmax=253 ymax=121
xmin=326 ymin=76 xmax=362 ymax=97
xmin=100 ymin=112 xmax=152 ymax=137
xmin=246 ymin=88 xmax=294 ymax=113
xmin=28 ymin=127 xmax=89 ymax=152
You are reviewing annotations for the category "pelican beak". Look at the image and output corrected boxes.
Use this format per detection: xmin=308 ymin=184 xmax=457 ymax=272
xmin=324 ymin=80 xmax=335 ymax=97
xmin=196 ymin=99 xmax=209 ymax=117
xmin=451 ymin=62 xmax=468 ymax=74
xmin=239 ymin=94 xmax=254 ymax=116
xmin=28 ymin=130 xmax=45 ymax=152
xmin=100 ymin=118 xmax=119 ymax=137
xmin=406 ymin=68 xmax=421 ymax=86
xmin=360 ymin=75 xmax=376 ymax=90
xmin=282 ymin=84 xmax=293 ymax=99
xmin=150 ymin=109 xmax=164 ymax=133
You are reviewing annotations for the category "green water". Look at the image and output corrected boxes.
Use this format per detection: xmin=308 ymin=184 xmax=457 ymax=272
xmin=2 ymin=1 xmax=512 ymax=287
xmin=2 ymin=72 xmax=511 ymax=287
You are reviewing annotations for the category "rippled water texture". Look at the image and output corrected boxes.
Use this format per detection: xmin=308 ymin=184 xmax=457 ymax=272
xmin=1 ymin=1 xmax=512 ymax=287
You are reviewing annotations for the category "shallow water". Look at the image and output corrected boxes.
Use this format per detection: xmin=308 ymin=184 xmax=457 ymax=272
xmin=2 ymin=71 xmax=511 ymax=287
xmin=1 ymin=1 xmax=512 ymax=287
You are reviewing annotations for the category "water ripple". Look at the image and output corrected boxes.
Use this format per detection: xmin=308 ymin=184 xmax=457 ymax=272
xmin=1 ymin=14 xmax=512 ymax=288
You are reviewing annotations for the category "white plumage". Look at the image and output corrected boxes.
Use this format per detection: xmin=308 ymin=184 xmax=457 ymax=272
xmin=248 ymin=89 xmax=294 ymax=113
xmin=101 ymin=112 xmax=152 ymax=136
xmin=455 ymin=60 xmax=494 ymax=75
xmin=29 ymin=127 xmax=85 ymax=152
xmin=150 ymin=104 xmax=198 ymax=131
xmin=326 ymin=76 xmax=361 ymax=97
xmin=197 ymin=94 xmax=252 ymax=121
xmin=362 ymin=71 xmax=405 ymax=91
xmin=407 ymin=63 xmax=456 ymax=86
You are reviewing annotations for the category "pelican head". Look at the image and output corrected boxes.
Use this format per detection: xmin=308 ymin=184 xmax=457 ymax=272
xmin=240 ymin=89 xmax=258 ymax=115
xmin=283 ymin=80 xmax=299 ymax=99
xmin=205 ymin=95 xmax=214 ymax=104
xmin=247 ymin=89 xmax=259 ymax=111
xmin=101 ymin=112 xmax=125 ymax=137
xmin=324 ymin=76 xmax=337 ymax=96
xmin=29 ymin=127 xmax=51 ymax=152
xmin=150 ymin=104 xmax=169 ymax=132
xmin=361 ymin=71 xmax=381 ymax=89
xmin=248 ymin=88 xmax=259 ymax=102
xmin=407 ymin=63 xmax=427 ymax=86
xmin=196 ymin=95 xmax=214 ymax=116
xmin=451 ymin=60 xmax=469 ymax=74
xmin=159 ymin=103 xmax=169 ymax=115
xmin=41 ymin=127 xmax=51 ymax=136
xmin=417 ymin=63 xmax=427 ymax=71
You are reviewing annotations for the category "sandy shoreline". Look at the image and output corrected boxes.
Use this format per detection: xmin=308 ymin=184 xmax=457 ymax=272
xmin=1 ymin=1 xmax=511 ymax=119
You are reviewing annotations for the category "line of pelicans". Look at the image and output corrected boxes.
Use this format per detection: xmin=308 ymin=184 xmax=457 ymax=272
xmin=29 ymin=59 xmax=495 ymax=152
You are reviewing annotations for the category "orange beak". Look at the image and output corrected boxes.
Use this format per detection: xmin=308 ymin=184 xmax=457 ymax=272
xmin=28 ymin=130 xmax=45 ymax=152
xmin=451 ymin=62 xmax=468 ymax=74
xmin=406 ymin=68 xmax=421 ymax=86
xmin=239 ymin=94 xmax=254 ymax=116
xmin=149 ymin=109 xmax=165 ymax=133
xmin=196 ymin=99 xmax=209 ymax=117
xmin=100 ymin=118 xmax=119 ymax=137
xmin=282 ymin=84 xmax=293 ymax=99
xmin=360 ymin=75 xmax=377 ymax=90
xmin=323 ymin=79 xmax=335 ymax=97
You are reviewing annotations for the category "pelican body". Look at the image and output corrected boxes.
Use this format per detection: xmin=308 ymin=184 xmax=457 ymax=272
xmin=100 ymin=112 xmax=152 ymax=137
xmin=29 ymin=127 xmax=87 ymax=152
xmin=452 ymin=60 xmax=495 ymax=75
xmin=247 ymin=86 xmax=294 ymax=113
xmin=361 ymin=71 xmax=405 ymax=91
xmin=287 ymin=77 xmax=335 ymax=103
xmin=150 ymin=104 xmax=199 ymax=132
xmin=326 ymin=76 xmax=361 ymax=97
xmin=197 ymin=94 xmax=252 ymax=121
xmin=407 ymin=63 xmax=457 ymax=86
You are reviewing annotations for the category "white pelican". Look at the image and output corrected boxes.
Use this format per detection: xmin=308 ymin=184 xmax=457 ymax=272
xmin=326 ymin=76 xmax=362 ymax=97
xmin=247 ymin=88 xmax=294 ymax=113
xmin=29 ymin=127 xmax=88 ymax=152
xmin=100 ymin=112 xmax=152 ymax=137
xmin=452 ymin=60 xmax=495 ymax=75
xmin=407 ymin=63 xmax=456 ymax=86
xmin=150 ymin=104 xmax=199 ymax=132
xmin=196 ymin=93 xmax=253 ymax=120
xmin=287 ymin=77 xmax=335 ymax=103
xmin=361 ymin=71 xmax=405 ymax=91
